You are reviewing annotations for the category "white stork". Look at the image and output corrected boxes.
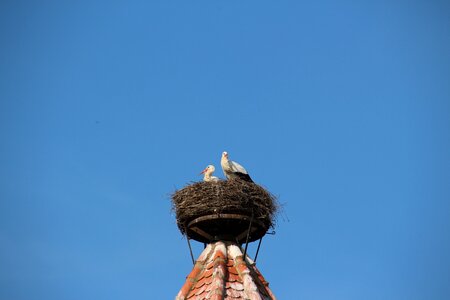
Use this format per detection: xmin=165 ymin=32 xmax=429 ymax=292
xmin=220 ymin=151 xmax=253 ymax=182
xmin=200 ymin=165 xmax=219 ymax=182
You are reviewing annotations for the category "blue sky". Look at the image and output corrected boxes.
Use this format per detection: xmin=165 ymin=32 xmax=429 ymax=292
xmin=1 ymin=1 xmax=449 ymax=299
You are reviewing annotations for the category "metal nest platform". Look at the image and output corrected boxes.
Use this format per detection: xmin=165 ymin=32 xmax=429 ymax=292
xmin=171 ymin=180 xmax=278 ymax=243
xmin=187 ymin=213 xmax=267 ymax=243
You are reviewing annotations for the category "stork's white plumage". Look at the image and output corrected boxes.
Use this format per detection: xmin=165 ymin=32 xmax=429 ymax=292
xmin=220 ymin=151 xmax=253 ymax=182
xmin=200 ymin=165 xmax=219 ymax=182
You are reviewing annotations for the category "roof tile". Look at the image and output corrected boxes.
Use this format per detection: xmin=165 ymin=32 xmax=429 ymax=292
xmin=176 ymin=241 xmax=276 ymax=300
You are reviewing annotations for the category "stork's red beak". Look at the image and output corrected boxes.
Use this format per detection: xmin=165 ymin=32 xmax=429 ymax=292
xmin=200 ymin=168 xmax=207 ymax=175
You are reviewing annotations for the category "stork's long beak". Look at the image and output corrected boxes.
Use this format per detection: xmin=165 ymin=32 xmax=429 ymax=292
xmin=200 ymin=168 xmax=207 ymax=175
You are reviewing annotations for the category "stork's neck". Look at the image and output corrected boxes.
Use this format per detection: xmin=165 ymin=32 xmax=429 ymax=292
xmin=221 ymin=156 xmax=229 ymax=167
xmin=204 ymin=171 xmax=213 ymax=181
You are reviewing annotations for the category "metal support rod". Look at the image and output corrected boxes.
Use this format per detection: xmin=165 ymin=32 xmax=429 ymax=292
xmin=184 ymin=226 xmax=195 ymax=265
xmin=243 ymin=210 xmax=254 ymax=260
xmin=254 ymin=237 xmax=263 ymax=263
xmin=186 ymin=236 xmax=195 ymax=265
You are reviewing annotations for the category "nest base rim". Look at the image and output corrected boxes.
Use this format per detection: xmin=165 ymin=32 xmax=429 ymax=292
xmin=185 ymin=213 xmax=268 ymax=244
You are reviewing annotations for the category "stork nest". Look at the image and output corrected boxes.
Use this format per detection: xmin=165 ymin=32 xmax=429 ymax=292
xmin=171 ymin=180 xmax=278 ymax=235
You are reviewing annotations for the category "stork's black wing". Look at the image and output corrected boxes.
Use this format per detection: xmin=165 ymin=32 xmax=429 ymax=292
xmin=235 ymin=172 xmax=253 ymax=183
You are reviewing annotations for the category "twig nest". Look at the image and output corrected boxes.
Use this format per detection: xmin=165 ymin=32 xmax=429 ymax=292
xmin=171 ymin=180 xmax=278 ymax=237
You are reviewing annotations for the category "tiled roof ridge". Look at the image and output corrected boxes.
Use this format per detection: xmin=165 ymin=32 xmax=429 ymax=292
xmin=176 ymin=241 xmax=276 ymax=300
xmin=177 ymin=243 xmax=218 ymax=298
xmin=228 ymin=244 xmax=272 ymax=299
xmin=206 ymin=242 xmax=228 ymax=299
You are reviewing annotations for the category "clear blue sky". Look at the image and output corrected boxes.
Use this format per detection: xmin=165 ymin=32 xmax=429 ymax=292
xmin=1 ymin=1 xmax=449 ymax=299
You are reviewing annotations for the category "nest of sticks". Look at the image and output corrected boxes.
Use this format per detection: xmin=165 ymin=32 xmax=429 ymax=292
xmin=171 ymin=179 xmax=278 ymax=235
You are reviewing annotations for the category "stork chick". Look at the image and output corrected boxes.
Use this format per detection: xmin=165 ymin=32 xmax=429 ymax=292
xmin=200 ymin=165 xmax=219 ymax=182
